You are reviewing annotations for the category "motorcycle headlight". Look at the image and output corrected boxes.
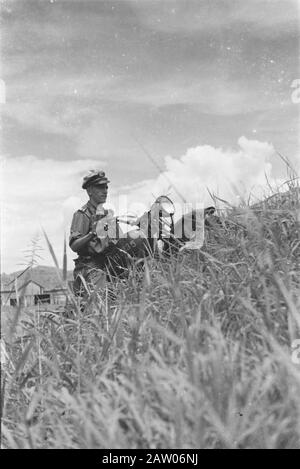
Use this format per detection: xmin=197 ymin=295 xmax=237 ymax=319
xmin=153 ymin=195 xmax=175 ymax=216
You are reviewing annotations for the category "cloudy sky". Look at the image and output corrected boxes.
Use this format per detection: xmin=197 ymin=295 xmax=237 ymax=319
xmin=0 ymin=0 xmax=299 ymax=273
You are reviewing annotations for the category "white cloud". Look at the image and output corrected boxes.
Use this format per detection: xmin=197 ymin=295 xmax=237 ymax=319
xmin=114 ymin=136 xmax=281 ymax=215
xmin=0 ymin=155 xmax=103 ymax=273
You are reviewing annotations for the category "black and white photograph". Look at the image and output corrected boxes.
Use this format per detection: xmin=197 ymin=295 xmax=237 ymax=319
xmin=0 ymin=0 xmax=300 ymax=451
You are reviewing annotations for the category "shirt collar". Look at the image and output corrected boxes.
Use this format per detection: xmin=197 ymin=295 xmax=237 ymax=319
xmin=88 ymin=199 xmax=104 ymax=214
xmin=87 ymin=199 xmax=97 ymax=211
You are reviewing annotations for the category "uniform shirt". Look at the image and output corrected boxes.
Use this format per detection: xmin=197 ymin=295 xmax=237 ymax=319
xmin=69 ymin=200 xmax=109 ymax=257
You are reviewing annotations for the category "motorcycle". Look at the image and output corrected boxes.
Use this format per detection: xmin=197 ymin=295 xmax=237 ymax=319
xmin=94 ymin=196 xmax=220 ymax=276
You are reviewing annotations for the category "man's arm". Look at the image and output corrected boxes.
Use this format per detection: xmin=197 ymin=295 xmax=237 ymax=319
xmin=69 ymin=210 xmax=96 ymax=253
xmin=70 ymin=210 xmax=110 ymax=254
xmin=70 ymin=231 xmax=95 ymax=253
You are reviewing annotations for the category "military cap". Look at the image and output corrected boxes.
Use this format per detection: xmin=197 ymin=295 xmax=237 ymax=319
xmin=82 ymin=170 xmax=110 ymax=189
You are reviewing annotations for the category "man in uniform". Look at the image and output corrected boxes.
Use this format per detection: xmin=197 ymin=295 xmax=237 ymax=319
xmin=69 ymin=170 xmax=113 ymax=295
xmin=69 ymin=170 xmax=151 ymax=296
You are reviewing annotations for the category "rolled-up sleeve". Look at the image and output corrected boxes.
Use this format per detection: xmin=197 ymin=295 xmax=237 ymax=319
xmin=69 ymin=211 xmax=90 ymax=247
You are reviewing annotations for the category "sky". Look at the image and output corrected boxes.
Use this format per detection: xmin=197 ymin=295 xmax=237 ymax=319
xmin=0 ymin=0 xmax=299 ymax=273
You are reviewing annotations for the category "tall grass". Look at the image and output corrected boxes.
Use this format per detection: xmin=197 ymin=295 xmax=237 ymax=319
xmin=1 ymin=181 xmax=300 ymax=449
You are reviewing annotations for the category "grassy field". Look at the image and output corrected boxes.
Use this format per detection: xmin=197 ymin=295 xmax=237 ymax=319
xmin=1 ymin=184 xmax=300 ymax=449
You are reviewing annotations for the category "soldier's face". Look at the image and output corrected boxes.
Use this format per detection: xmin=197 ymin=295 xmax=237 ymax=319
xmin=89 ymin=184 xmax=108 ymax=204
